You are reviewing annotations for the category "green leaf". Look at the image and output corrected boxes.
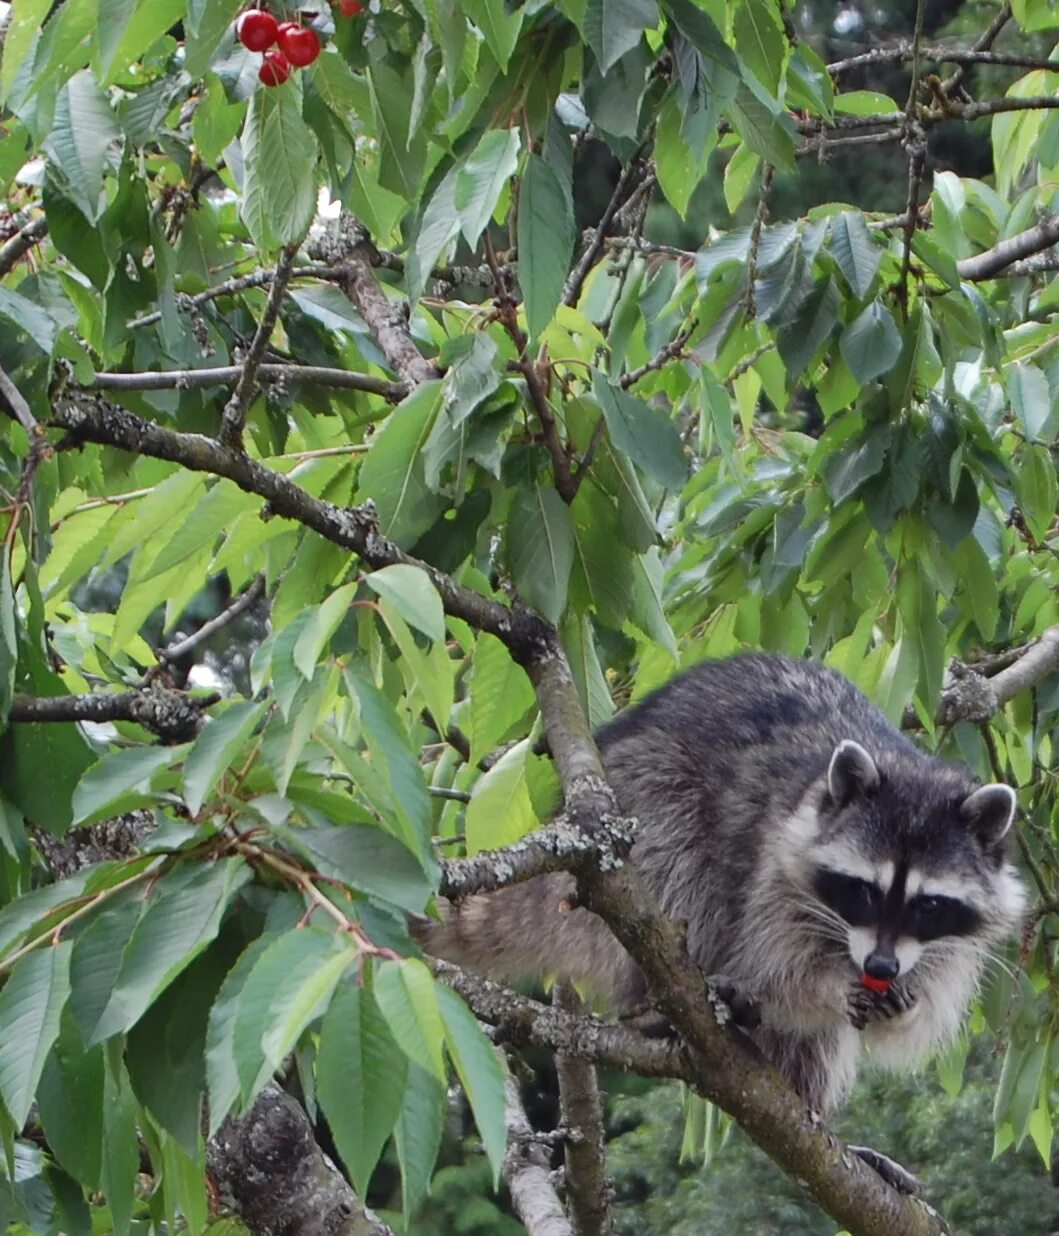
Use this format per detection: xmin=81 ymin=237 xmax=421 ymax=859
xmin=368 ymin=61 xmax=425 ymax=199
xmin=823 ymin=425 xmax=888 ymax=505
xmin=357 ymin=382 xmax=445 ymax=543
xmin=394 ymin=1062 xmax=445 ymax=1219
xmin=293 ymin=582 xmax=357 ymax=679
xmin=69 ymin=889 xmax=143 ymax=1045
xmin=732 ymin=0 xmax=784 ymax=95
xmin=455 ymin=128 xmax=521 ymax=248
xmin=585 ymin=0 xmax=658 ymax=73
xmin=593 ymin=372 xmax=687 ymax=489
xmin=469 ymin=633 xmax=536 ymax=766
xmin=240 ymin=85 xmax=318 ymax=252
xmin=461 ymin=0 xmax=524 ymax=69
xmin=437 ymin=984 xmax=507 ymax=1183
xmin=230 ymin=928 xmax=350 ymax=1109
xmin=503 ymin=484 xmax=575 ymax=624
xmin=0 ymin=559 xmax=15 ymax=725
xmin=206 ymin=935 xmax=275 ymax=1133
xmin=0 ymin=286 xmax=61 ymax=352
xmin=89 ymin=858 xmax=252 ymax=1043
xmin=0 ymin=942 xmax=71 ymax=1125
xmin=957 ymin=537 xmax=998 ymax=641
xmin=43 ymin=70 xmax=123 ymax=224
xmin=465 ymin=737 xmax=540 ymax=853
xmin=1018 ymin=444 xmax=1058 ymax=542
xmin=375 ymin=958 xmax=446 ymax=1081
xmin=364 ymin=564 xmax=445 ymax=642
xmin=376 ymin=597 xmax=455 ymax=732
xmin=273 ymin=821 xmax=434 ymax=912
xmin=38 ymin=1007 xmax=104 ymax=1188
xmin=726 ymin=79 xmax=795 ymax=173
xmin=405 ymin=168 xmax=460 ymax=306
xmin=839 ymin=301 xmax=902 ymax=384
xmin=1005 ymin=361 xmax=1053 ymax=441
xmin=317 ymin=982 xmax=408 ymax=1195
xmin=518 ymin=154 xmax=575 ymax=340
xmin=183 ymin=700 xmax=267 ymax=815
xmin=101 ymin=1045 xmax=139 ymax=1236
xmin=185 ymin=0 xmax=243 ymax=75
xmin=827 ymin=212 xmax=882 ymax=300
xmin=570 ymin=479 xmax=635 ymax=628
xmin=71 ymin=746 xmax=181 ymax=827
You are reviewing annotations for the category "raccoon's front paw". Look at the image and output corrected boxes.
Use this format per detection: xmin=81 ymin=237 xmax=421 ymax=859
xmin=706 ymin=974 xmax=762 ymax=1030
xmin=848 ymin=1145 xmax=920 ymax=1195
xmin=847 ymin=977 xmax=916 ymax=1029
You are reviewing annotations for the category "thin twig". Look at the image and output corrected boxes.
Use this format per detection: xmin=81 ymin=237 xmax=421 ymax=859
xmin=956 ymin=214 xmax=1059 ymax=281
xmin=943 ymin=1 xmax=1012 ymax=95
xmin=220 ymin=242 xmax=300 ymax=448
xmin=0 ymin=365 xmax=39 ymax=435
xmin=563 ymin=146 xmax=649 ymax=309
xmin=897 ymin=0 xmax=928 ymax=322
xmin=87 ymin=364 xmax=406 ymax=401
xmin=0 ymin=216 xmax=48 ymax=278
xmin=744 ymin=165 xmax=775 ymax=319
xmin=146 ymin=574 xmax=266 ymax=680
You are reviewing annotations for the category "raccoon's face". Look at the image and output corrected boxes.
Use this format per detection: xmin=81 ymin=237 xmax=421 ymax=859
xmin=793 ymin=740 xmax=1023 ymax=981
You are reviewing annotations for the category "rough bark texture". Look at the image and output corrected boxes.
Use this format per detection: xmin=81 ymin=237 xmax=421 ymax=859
xmin=503 ymin=1075 xmax=574 ymax=1236
xmin=553 ymin=983 xmax=613 ymax=1236
xmin=208 ymin=1088 xmax=393 ymax=1236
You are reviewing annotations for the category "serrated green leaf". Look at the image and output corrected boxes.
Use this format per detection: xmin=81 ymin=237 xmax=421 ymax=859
xmin=828 ymin=212 xmax=882 ymax=300
xmin=357 ymin=382 xmax=444 ymax=543
xmin=377 ymin=597 xmax=455 ymax=732
xmin=89 ymin=858 xmax=251 ymax=1043
xmin=43 ymin=70 xmax=123 ymax=224
xmin=38 ymin=1007 xmax=104 ymax=1188
xmin=183 ymin=700 xmax=268 ymax=815
xmin=733 ymin=0 xmax=784 ymax=94
xmin=240 ymin=85 xmax=318 ymax=252
xmin=504 ymin=484 xmax=575 ymax=624
xmin=206 ymin=935 xmax=275 ymax=1133
xmin=1005 ymin=361 xmax=1052 ymax=441
xmin=394 ymin=1061 xmax=445 ymax=1219
xmin=71 ymin=746 xmax=182 ymax=827
xmin=465 ymin=737 xmax=540 ymax=853
xmin=437 ymin=984 xmax=506 ymax=1183
xmin=0 ymin=286 xmax=61 ymax=352
xmin=461 ymin=0 xmax=524 ymax=69
xmin=374 ymin=958 xmax=446 ymax=1081
xmin=839 ymin=301 xmax=902 ymax=384
xmin=364 ymin=564 xmax=445 ymax=642
xmin=317 ymin=982 xmax=408 ymax=1195
xmin=455 ymin=128 xmax=521 ymax=248
xmin=469 ymin=633 xmax=536 ymax=766
xmin=593 ymin=372 xmax=687 ymax=489
xmin=185 ymin=0 xmax=243 ymax=75
xmin=518 ymin=154 xmax=575 ymax=339
xmin=1018 ymin=444 xmax=1058 ymax=542
xmin=101 ymin=1045 xmax=139 ymax=1236
xmin=293 ymin=582 xmax=356 ymax=679
xmin=0 ymin=942 xmax=71 ymax=1125
xmin=585 ymin=0 xmax=658 ymax=73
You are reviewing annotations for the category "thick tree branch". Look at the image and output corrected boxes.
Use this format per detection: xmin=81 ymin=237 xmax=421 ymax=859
xmin=311 ymin=213 xmax=440 ymax=387
xmin=208 ymin=1086 xmax=394 ymax=1236
xmin=9 ymin=688 xmax=217 ymax=742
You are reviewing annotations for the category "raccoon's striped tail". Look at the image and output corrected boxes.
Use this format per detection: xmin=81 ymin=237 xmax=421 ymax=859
xmin=412 ymin=872 xmax=642 ymax=1011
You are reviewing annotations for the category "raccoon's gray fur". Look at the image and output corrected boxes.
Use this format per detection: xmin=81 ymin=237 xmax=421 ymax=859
xmin=421 ymin=654 xmax=1026 ymax=1114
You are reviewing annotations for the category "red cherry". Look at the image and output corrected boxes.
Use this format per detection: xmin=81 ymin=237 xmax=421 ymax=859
xmin=276 ymin=22 xmax=321 ymax=66
xmin=237 ymin=9 xmax=279 ymax=51
xmin=259 ymin=50 xmax=291 ymax=85
xmin=861 ymin=973 xmax=891 ymax=994
xmin=336 ymin=0 xmax=363 ymax=14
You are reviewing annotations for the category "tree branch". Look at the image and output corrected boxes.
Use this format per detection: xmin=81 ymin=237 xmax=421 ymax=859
xmin=9 ymin=687 xmax=217 ymax=742
xmin=145 ymin=574 xmax=266 ymax=683
xmin=552 ymin=982 xmax=613 ymax=1236
xmin=87 ymin=364 xmax=406 ymax=401
xmin=220 ymin=242 xmax=301 ymax=448
xmin=0 ymin=216 xmax=48 ymax=279
xmin=43 ymin=392 xmax=549 ymax=659
xmin=503 ymin=1073 xmax=574 ymax=1236
xmin=208 ymin=1086 xmax=394 ymax=1236
xmin=956 ymin=213 xmax=1059 ymax=280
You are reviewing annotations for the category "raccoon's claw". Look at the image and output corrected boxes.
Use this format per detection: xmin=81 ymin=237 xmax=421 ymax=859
xmin=706 ymin=974 xmax=762 ymax=1030
xmin=847 ymin=978 xmax=917 ymax=1029
xmin=848 ymin=1145 xmax=920 ymax=1195
xmin=618 ymin=1007 xmax=675 ymax=1038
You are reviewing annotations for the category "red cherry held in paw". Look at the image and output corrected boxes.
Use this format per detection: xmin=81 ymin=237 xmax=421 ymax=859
xmin=277 ymin=22 xmax=321 ymax=66
xmin=237 ymin=9 xmax=279 ymax=51
xmin=259 ymin=50 xmax=291 ymax=85
xmin=861 ymin=973 xmax=891 ymax=994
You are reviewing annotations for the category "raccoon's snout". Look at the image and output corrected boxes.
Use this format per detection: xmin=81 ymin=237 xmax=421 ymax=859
xmin=863 ymin=950 xmax=900 ymax=981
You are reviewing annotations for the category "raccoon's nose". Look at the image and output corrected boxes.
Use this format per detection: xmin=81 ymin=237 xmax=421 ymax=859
xmin=863 ymin=951 xmax=900 ymax=981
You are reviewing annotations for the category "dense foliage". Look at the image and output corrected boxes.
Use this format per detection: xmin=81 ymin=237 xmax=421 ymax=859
xmin=0 ymin=0 xmax=1057 ymax=1231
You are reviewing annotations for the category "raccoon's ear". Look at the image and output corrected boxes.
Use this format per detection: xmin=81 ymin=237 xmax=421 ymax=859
xmin=961 ymin=784 xmax=1016 ymax=849
xmin=827 ymin=740 xmax=880 ymax=805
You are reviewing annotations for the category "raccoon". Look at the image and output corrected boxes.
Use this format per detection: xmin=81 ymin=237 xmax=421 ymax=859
xmin=422 ymin=654 xmax=1026 ymax=1116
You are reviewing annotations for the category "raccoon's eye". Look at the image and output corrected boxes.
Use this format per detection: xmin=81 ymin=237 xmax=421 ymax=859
xmin=916 ymin=895 xmax=942 ymax=919
xmin=813 ymin=870 xmax=881 ymax=926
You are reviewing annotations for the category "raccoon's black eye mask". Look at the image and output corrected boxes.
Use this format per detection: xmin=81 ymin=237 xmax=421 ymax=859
xmin=813 ymin=870 xmax=880 ymax=927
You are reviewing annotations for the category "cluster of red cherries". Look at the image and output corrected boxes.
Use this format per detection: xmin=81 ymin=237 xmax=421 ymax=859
xmin=236 ymin=0 xmax=363 ymax=86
